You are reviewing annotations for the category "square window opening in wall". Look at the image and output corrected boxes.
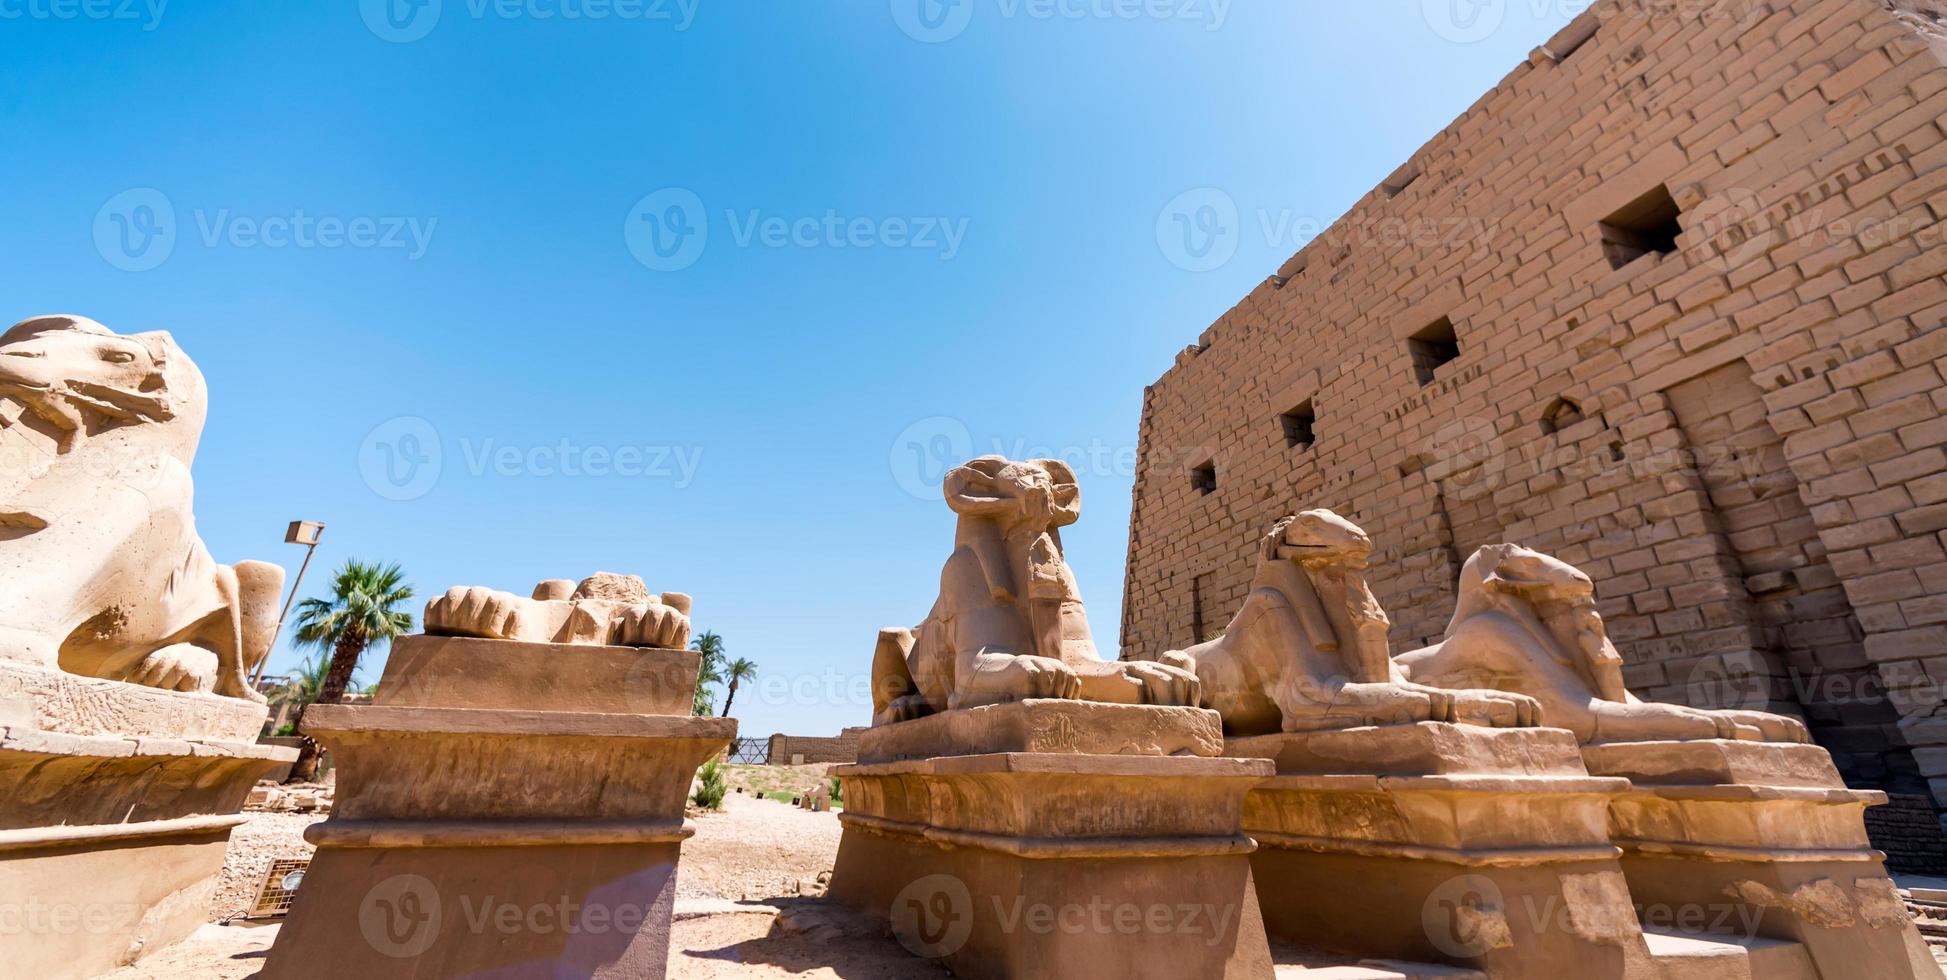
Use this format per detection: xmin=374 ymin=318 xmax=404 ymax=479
xmin=1407 ymin=317 xmax=1461 ymax=387
xmin=1599 ymin=185 xmax=1683 ymax=270
xmin=1281 ymin=401 xmax=1315 ymax=450
xmin=1191 ymin=460 xmax=1217 ymax=496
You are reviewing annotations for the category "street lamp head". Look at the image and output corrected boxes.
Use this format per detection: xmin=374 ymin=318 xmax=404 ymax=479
xmin=285 ymin=520 xmax=326 ymax=546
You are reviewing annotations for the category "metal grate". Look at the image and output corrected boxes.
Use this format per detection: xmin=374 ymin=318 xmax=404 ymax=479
xmin=247 ymin=858 xmax=312 ymax=918
xmin=725 ymin=738 xmax=769 ymax=765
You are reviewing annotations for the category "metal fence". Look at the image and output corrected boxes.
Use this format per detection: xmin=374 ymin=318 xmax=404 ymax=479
xmin=724 ymin=738 xmax=769 ymax=765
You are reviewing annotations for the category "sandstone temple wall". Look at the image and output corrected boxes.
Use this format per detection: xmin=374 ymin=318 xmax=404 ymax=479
xmin=767 ymin=728 xmax=867 ymax=765
xmin=1123 ymin=0 xmax=1947 ymax=868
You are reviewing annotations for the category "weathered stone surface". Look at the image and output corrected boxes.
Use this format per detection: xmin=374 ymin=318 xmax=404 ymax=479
xmin=426 ymin=572 xmax=692 ymax=650
xmin=0 ymin=315 xmax=284 ymax=700
xmin=0 ymin=659 xmax=266 ymax=741
xmin=871 ymin=456 xmax=1201 ymax=727
xmin=856 ymin=700 xmax=1223 ymax=764
xmin=373 ymin=634 xmax=698 ymax=717
xmin=263 ymin=612 xmax=732 ymax=980
xmin=1224 ymin=726 xmax=1651 ymax=979
xmin=831 ymin=748 xmax=1274 ymax=979
xmin=1398 ymin=545 xmax=1811 ymax=747
xmin=1147 ymin=512 xmax=1541 ymax=737
xmin=0 ymin=705 xmax=291 ymax=980
xmin=1121 ymin=0 xmax=1947 ymax=867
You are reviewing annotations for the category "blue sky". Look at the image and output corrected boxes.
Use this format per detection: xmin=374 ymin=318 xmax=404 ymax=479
xmin=0 ymin=0 xmax=1574 ymax=738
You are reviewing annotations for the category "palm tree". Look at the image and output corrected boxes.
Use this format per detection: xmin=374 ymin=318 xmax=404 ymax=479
xmin=283 ymin=560 xmax=415 ymax=782
xmin=721 ymin=658 xmax=757 ymax=717
xmin=691 ymin=630 xmax=726 ymax=717
xmin=267 ymin=653 xmax=332 ymax=712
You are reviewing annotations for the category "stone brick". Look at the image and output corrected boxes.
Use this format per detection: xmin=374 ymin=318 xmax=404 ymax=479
xmin=1125 ymin=0 xmax=1947 ymax=863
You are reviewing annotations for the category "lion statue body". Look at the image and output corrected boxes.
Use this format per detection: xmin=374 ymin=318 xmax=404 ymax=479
xmin=1395 ymin=543 xmax=1809 ymax=745
xmin=870 ymin=456 xmax=1201 ymax=726
xmin=0 ymin=315 xmax=283 ymax=699
xmin=1155 ymin=510 xmax=1540 ymax=737
xmin=425 ymin=571 xmax=693 ymax=649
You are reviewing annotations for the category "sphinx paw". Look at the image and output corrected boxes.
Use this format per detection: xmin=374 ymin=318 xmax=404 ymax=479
xmin=1012 ymin=655 xmax=1082 ymax=701
xmin=1122 ymin=660 xmax=1202 ymax=707
xmin=126 ymin=645 xmax=217 ymax=693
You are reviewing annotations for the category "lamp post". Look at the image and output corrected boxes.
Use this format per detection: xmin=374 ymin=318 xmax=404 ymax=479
xmin=252 ymin=520 xmax=326 ymax=688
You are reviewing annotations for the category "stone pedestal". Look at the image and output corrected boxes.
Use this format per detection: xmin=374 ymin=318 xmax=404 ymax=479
xmin=0 ymin=661 xmax=294 ymax=980
xmin=1229 ymin=724 xmax=1655 ymax=979
xmin=1587 ymin=739 xmax=1936 ymax=979
xmin=829 ymin=701 xmax=1276 ymax=980
xmin=261 ymin=636 xmax=734 ymax=980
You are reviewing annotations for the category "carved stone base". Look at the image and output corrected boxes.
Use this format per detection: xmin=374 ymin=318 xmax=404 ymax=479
xmin=831 ymin=703 xmax=1275 ymax=979
xmin=0 ymin=658 xmax=266 ymax=740
xmin=1228 ymin=724 xmax=1654 ymax=979
xmin=0 ymin=698 xmax=293 ymax=979
xmin=1587 ymin=739 xmax=1937 ymax=979
xmin=262 ymin=689 xmax=733 ymax=979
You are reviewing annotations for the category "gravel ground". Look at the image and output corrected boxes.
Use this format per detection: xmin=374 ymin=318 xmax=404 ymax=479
xmin=102 ymin=787 xmax=1947 ymax=979
xmin=678 ymin=791 xmax=844 ymax=903
xmin=206 ymin=812 xmax=327 ymax=921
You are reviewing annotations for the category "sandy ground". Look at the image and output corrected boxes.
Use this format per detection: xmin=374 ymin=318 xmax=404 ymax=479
xmin=206 ymin=812 xmax=328 ymax=920
xmin=93 ymin=788 xmax=1947 ymax=979
xmin=97 ymin=790 xmax=944 ymax=980
xmin=679 ymin=790 xmax=843 ymax=903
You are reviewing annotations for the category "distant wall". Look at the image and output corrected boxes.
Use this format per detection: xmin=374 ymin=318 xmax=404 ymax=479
xmin=1124 ymin=0 xmax=1947 ymax=871
xmin=766 ymin=727 xmax=868 ymax=765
